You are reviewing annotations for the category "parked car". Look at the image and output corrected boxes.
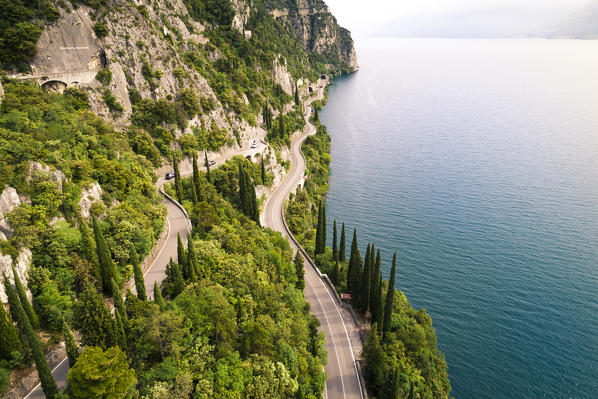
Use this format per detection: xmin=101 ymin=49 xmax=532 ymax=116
xmin=251 ymin=140 xmax=258 ymax=149
xmin=209 ymin=160 xmax=216 ymax=166
xmin=165 ymin=172 xmax=175 ymax=180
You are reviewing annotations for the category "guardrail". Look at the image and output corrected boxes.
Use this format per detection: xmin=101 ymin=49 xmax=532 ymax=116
xmin=159 ymin=183 xmax=192 ymax=232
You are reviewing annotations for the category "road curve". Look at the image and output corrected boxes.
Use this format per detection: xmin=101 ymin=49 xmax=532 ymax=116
xmin=261 ymin=97 xmax=364 ymax=399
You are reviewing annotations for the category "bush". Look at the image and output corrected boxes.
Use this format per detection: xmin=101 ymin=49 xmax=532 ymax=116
xmin=93 ymin=21 xmax=108 ymax=38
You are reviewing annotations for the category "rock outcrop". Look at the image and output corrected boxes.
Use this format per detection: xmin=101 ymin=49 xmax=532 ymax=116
xmin=0 ymin=248 xmax=32 ymax=303
xmin=28 ymin=162 xmax=66 ymax=191
xmin=78 ymin=182 xmax=103 ymax=219
xmin=0 ymin=187 xmax=21 ymax=237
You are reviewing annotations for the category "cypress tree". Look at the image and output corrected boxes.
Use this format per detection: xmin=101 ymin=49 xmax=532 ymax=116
xmin=73 ymin=283 xmax=116 ymax=350
xmin=78 ymin=214 xmax=101 ymax=284
xmin=294 ymin=251 xmax=305 ymax=290
xmin=192 ymin=153 xmax=203 ymax=202
xmin=0 ymin=301 xmax=21 ymax=361
xmin=383 ymin=252 xmax=397 ymax=336
xmin=321 ymin=203 xmax=327 ymax=254
xmin=173 ymin=153 xmax=183 ymax=204
xmin=407 ymin=380 xmax=415 ymax=399
xmin=370 ymin=249 xmax=381 ymax=308
xmin=250 ymin=179 xmax=259 ymax=223
xmin=12 ymin=266 xmax=39 ymax=330
xmin=390 ymin=367 xmax=401 ymax=399
xmin=372 ymin=274 xmax=384 ymax=327
xmin=204 ymin=151 xmax=211 ymax=182
xmin=347 ymin=229 xmax=363 ymax=304
xmin=165 ymin=258 xmax=185 ymax=298
xmin=187 ymin=239 xmax=202 ymax=280
xmin=339 ymin=222 xmax=346 ymax=262
xmin=331 ymin=258 xmax=340 ymax=286
xmin=130 ymin=243 xmax=146 ymax=301
xmin=278 ymin=112 xmax=285 ymax=139
xmin=314 ymin=107 xmax=319 ymax=123
xmin=177 ymin=233 xmax=188 ymax=278
xmin=314 ymin=202 xmax=322 ymax=255
xmin=238 ymin=164 xmax=248 ymax=213
xmin=92 ymin=216 xmax=117 ymax=295
xmin=115 ymin=309 xmax=127 ymax=351
xmin=360 ymin=244 xmax=371 ymax=313
xmin=363 ymin=323 xmax=385 ymax=390
xmin=332 ymin=220 xmax=338 ymax=260
xmin=190 ymin=176 xmax=198 ymax=204
xmin=4 ymin=274 xmax=57 ymax=398
xmin=3 ymin=273 xmax=22 ymax=333
xmin=111 ymin=279 xmax=127 ymax=325
xmin=294 ymin=84 xmax=300 ymax=106
xmin=153 ymin=282 xmax=165 ymax=310
xmin=261 ymin=156 xmax=266 ymax=184
xmin=63 ymin=322 xmax=79 ymax=367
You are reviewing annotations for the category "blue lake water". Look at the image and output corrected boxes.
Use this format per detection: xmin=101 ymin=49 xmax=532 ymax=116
xmin=321 ymin=38 xmax=598 ymax=399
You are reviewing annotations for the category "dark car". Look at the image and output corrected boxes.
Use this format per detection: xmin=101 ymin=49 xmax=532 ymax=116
xmin=209 ymin=160 xmax=216 ymax=166
xmin=165 ymin=172 xmax=175 ymax=180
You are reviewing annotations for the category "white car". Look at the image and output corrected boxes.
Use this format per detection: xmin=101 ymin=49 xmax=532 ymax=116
xmin=250 ymin=140 xmax=258 ymax=149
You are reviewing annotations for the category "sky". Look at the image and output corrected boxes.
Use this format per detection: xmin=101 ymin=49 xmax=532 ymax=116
xmin=323 ymin=0 xmax=590 ymax=37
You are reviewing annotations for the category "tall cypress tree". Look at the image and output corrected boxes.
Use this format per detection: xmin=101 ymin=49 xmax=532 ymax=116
xmin=78 ymin=214 xmax=101 ymax=284
xmin=165 ymin=258 xmax=185 ymax=298
xmin=294 ymin=251 xmax=305 ymax=291
xmin=130 ymin=243 xmax=146 ymax=301
xmin=238 ymin=164 xmax=248 ymax=213
xmin=250 ymin=179 xmax=259 ymax=223
xmin=192 ymin=153 xmax=204 ymax=202
xmin=347 ymin=229 xmax=363 ymax=304
xmin=111 ymin=278 xmax=126 ymax=325
xmin=383 ymin=251 xmax=397 ymax=336
xmin=187 ymin=239 xmax=202 ymax=280
xmin=331 ymin=258 xmax=340 ymax=286
xmin=321 ymin=203 xmax=327 ymax=254
xmin=339 ymin=222 xmax=346 ymax=262
xmin=314 ymin=107 xmax=319 ymax=123
xmin=372 ymin=274 xmax=384 ymax=327
xmin=153 ymin=282 xmax=165 ymax=310
xmin=294 ymin=84 xmax=300 ymax=106
xmin=360 ymin=244 xmax=371 ymax=313
xmin=92 ymin=216 xmax=117 ymax=295
xmin=12 ymin=266 xmax=39 ymax=330
xmin=204 ymin=151 xmax=211 ymax=182
xmin=332 ymin=220 xmax=338 ymax=260
xmin=73 ymin=283 xmax=116 ymax=350
xmin=278 ymin=112 xmax=285 ymax=139
xmin=115 ymin=309 xmax=127 ymax=351
xmin=261 ymin=156 xmax=266 ymax=184
xmin=370 ymin=249 xmax=381 ymax=308
xmin=314 ymin=202 xmax=322 ymax=255
xmin=0 ymin=300 xmax=21 ymax=361
xmin=4 ymin=275 xmax=57 ymax=398
xmin=177 ymin=233 xmax=188 ymax=278
xmin=173 ymin=152 xmax=184 ymax=204
xmin=63 ymin=322 xmax=79 ymax=367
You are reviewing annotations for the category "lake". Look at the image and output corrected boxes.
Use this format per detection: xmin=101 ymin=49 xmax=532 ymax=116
xmin=322 ymin=38 xmax=598 ymax=399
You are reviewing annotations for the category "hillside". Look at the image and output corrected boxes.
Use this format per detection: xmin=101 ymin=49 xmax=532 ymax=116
xmin=549 ymin=0 xmax=598 ymax=38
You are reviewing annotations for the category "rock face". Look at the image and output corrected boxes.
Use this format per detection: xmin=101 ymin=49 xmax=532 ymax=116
xmin=269 ymin=0 xmax=359 ymax=73
xmin=0 ymin=187 xmax=21 ymax=237
xmin=0 ymin=248 xmax=32 ymax=304
xmin=273 ymin=57 xmax=295 ymax=95
xmin=29 ymin=162 xmax=66 ymax=191
xmin=79 ymin=182 xmax=103 ymax=219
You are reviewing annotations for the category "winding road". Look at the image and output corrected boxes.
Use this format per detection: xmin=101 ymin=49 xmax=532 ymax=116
xmin=25 ymin=80 xmax=364 ymax=399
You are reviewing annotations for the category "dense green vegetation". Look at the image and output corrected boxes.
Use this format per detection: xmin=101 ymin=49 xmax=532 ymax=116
xmin=285 ymin=95 xmax=452 ymax=398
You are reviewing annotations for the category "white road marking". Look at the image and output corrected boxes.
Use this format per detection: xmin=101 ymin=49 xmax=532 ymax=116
xmin=23 ymin=357 xmax=68 ymax=399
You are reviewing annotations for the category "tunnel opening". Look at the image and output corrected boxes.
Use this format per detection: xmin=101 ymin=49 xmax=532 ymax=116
xmin=41 ymin=80 xmax=67 ymax=93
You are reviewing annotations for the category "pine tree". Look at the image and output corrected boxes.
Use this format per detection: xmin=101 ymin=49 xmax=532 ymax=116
xmin=92 ymin=216 xmax=117 ymax=295
xmin=360 ymin=244 xmax=371 ymax=313
xmin=261 ymin=156 xmax=266 ymax=184
xmin=347 ymin=228 xmax=363 ymax=304
xmin=0 ymin=301 xmax=21 ymax=361
xmin=73 ymin=283 xmax=116 ymax=350
xmin=204 ymin=151 xmax=211 ymax=182
xmin=12 ymin=266 xmax=39 ymax=330
xmin=192 ymin=153 xmax=203 ymax=202
xmin=332 ymin=219 xmax=338 ymax=260
xmin=278 ymin=112 xmax=285 ymax=139
xmin=314 ymin=202 xmax=322 ymax=255
xmin=177 ymin=233 xmax=188 ymax=278
xmin=153 ymin=282 xmax=165 ymax=310
xmin=339 ymin=222 xmax=346 ymax=262
xmin=63 ymin=322 xmax=79 ymax=367
xmin=111 ymin=278 xmax=126 ymax=325
xmin=3 ymin=274 xmax=58 ymax=398
xmin=294 ymin=84 xmax=300 ymax=106
xmin=78 ymin=214 xmax=101 ymax=284
xmin=294 ymin=251 xmax=305 ymax=290
xmin=331 ymin=258 xmax=340 ymax=286
xmin=383 ymin=251 xmax=397 ymax=336
xmin=130 ymin=243 xmax=146 ymax=301
xmin=173 ymin=152 xmax=183 ymax=204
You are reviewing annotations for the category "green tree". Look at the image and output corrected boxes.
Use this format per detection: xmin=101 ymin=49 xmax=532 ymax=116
xmin=63 ymin=322 xmax=79 ymax=367
xmin=67 ymin=346 xmax=136 ymax=399
xmin=278 ymin=111 xmax=285 ymax=139
xmin=92 ymin=216 xmax=117 ymax=295
xmin=192 ymin=152 xmax=204 ymax=202
xmin=383 ymin=251 xmax=397 ymax=336
xmin=111 ymin=278 xmax=126 ymax=325
xmin=347 ymin=228 xmax=362 ymax=304
xmin=339 ymin=222 xmax=346 ymax=262
xmin=205 ymin=151 xmax=211 ymax=182
xmin=77 ymin=214 xmax=101 ymax=284
xmin=73 ymin=283 xmax=115 ymax=350
xmin=130 ymin=243 xmax=147 ymax=301
xmin=332 ymin=219 xmax=338 ymax=260
xmin=331 ymin=258 xmax=340 ymax=286
xmin=321 ymin=203 xmax=327 ymax=254
xmin=173 ymin=152 xmax=184 ymax=204
xmin=371 ymin=274 xmax=383 ymax=327
xmin=362 ymin=323 xmax=385 ymax=392
xmin=165 ymin=258 xmax=185 ymax=298
xmin=295 ymin=84 xmax=300 ymax=106
xmin=261 ymin=156 xmax=266 ymax=184
xmin=177 ymin=233 xmax=188 ymax=278
xmin=294 ymin=251 xmax=305 ymax=290
xmin=3 ymin=274 xmax=58 ymax=398
xmin=153 ymin=282 xmax=165 ymax=310
xmin=314 ymin=202 xmax=326 ymax=255
xmin=313 ymin=107 xmax=319 ymax=123
xmin=359 ymin=244 xmax=371 ymax=313
xmin=187 ymin=239 xmax=202 ymax=279
xmin=0 ymin=300 xmax=21 ymax=361
xmin=115 ymin=309 xmax=127 ymax=351
xmin=11 ymin=266 xmax=39 ymax=330
xmin=370 ymin=249 xmax=381 ymax=309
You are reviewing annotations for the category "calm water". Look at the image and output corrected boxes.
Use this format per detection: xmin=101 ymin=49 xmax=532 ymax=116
xmin=322 ymin=39 xmax=598 ymax=399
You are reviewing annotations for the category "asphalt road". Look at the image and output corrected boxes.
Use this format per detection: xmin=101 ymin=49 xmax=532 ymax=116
xmin=261 ymin=94 xmax=364 ymax=399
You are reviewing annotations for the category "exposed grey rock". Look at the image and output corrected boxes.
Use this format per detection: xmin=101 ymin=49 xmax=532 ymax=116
xmin=28 ymin=162 xmax=66 ymax=191
xmin=0 ymin=248 xmax=32 ymax=303
xmin=79 ymin=182 xmax=103 ymax=219
xmin=0 ymin=187 xmax=21 ymax=237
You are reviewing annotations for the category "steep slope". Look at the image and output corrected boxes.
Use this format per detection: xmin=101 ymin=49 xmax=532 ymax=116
xmin=549 ymin=0 xmax=598 ymax=38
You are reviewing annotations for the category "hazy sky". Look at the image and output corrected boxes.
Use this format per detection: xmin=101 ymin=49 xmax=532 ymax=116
xmin=324 ymin=0 xmax=590 ymax=37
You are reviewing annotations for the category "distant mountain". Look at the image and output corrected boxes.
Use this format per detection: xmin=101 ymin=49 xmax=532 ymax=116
xmin=548 ymin=0 xmax=598 ymax=38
